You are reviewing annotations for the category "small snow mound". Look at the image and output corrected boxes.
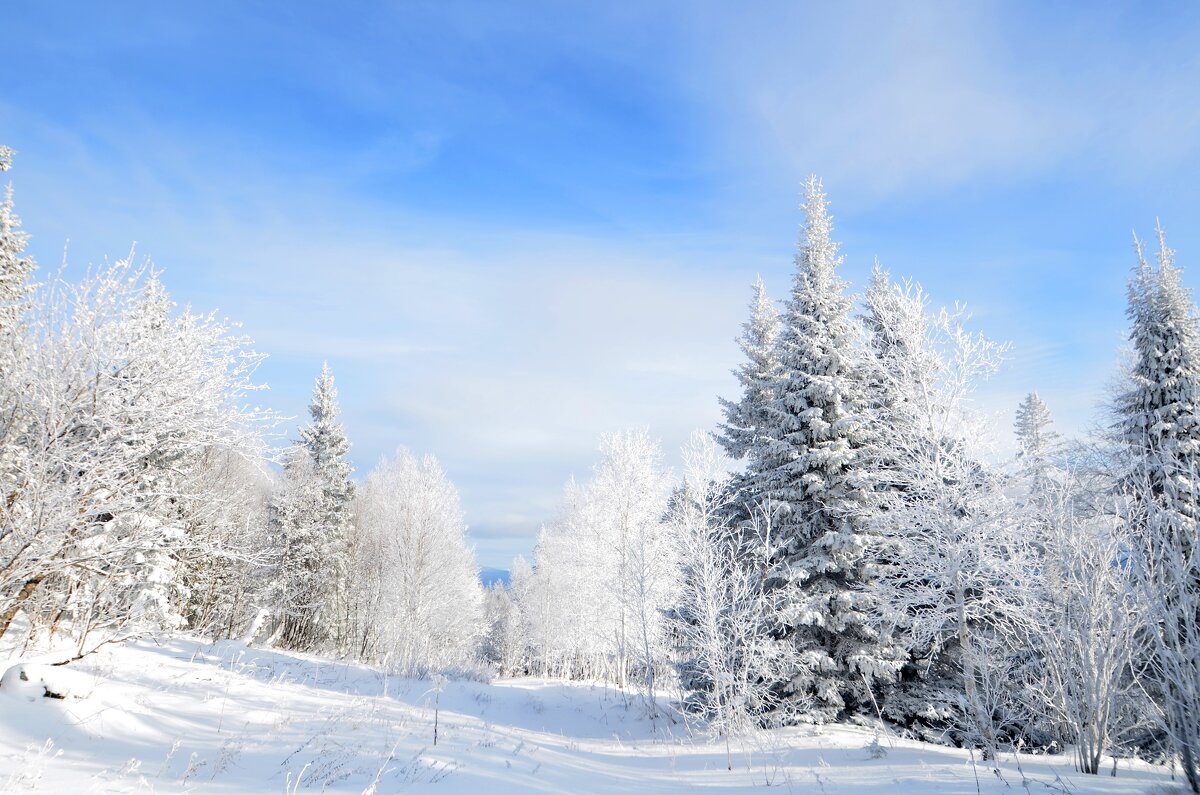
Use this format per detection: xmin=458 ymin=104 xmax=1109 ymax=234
xmin=0 ymin=663 xmax=92 ymax=701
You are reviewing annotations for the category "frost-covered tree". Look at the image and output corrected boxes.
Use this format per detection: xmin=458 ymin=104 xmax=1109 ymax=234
xmin=740 ymin=178 xmax=897 ymax=721
xmin=492 ymin=554 xmax=535 ymax=674
xmin=0 ymin=159 xmax=35 ymax=341
xmin=859 ymin=265 xmax=940 ymax=505
xmin=590 ymin=431 xmax=677 ymax=712
xmin=1014 ymin=392 xmax=1061 ymax=492
xmin=525 ymin=430 xmax=675 ymax=699
xmin=858 ymin=267 xmax=958 ymax=727
xmin=717 ymin=277 xmax=780 ymax=469
xmin=860 ymin=275 xmax=1023 ymax=758
xmin=299 ymin=363 xmax=356 ymax=647
xmin=269 ymin=364 xmax=356 ymax=652
xmin=1116 ymin=226 xmax=1200 ymax=792
xmin=0 ymin=149 xmax=36 ymax=557
xmin=524 ymin=483 xmax=606 ymax=678
xmin=299 ymin=364 xmax=356 ymax=525
xmin=0 ymin=258 xmax=270 ymax=649
xmin=1026 ymin=480 xmax=1150 ymax=775
xmin=178 ymin=448 xmax=274 ymax=640
xmin=349 ymin=449 xmax=481 ymax=674
xmin=482 ymin=581 xmax=527 ymax=676
xmin=269 ymin=444 xmax=327 ymax=649
xmin=670 ymin=433 xmax=802 ymax=753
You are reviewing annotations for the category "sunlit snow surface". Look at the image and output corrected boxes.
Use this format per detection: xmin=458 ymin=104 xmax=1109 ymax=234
xmin=0 ymin=637 xmax=1176 ymax=793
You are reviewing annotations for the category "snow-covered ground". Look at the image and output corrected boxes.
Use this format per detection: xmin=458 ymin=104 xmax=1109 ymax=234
xmin=0 ymin=637 xmax=1178 ymax=793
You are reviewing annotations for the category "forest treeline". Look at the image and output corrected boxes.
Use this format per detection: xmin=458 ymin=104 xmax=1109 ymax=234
xmin=2 ymin=149 xmax=1198 ymax=788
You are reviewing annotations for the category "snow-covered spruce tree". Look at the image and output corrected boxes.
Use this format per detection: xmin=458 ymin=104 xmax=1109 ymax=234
xmin=740 ymin=178 xmax=899 ymax=722
xmin=857 ymin=266 xmax=959 ymax=729
xmin=1116 ymin=226 xmax=1200 ymax=792
xmin=268 ymin=444 xmax=325 ymax=649
xmin=298 ymin=363 xmax=356 ymax=649
xmin=1014 ymin=391 xmax=1062 ymax=494
xmin=349 ymin=449 xmax=481 ymax=674
xmin=0 ymin=148 xmax=36 ymax=570
xmin=859 ymin=264 xmax=941 ymax=513
xmin=0 ymin=151 xmax=35 ymax=342
xmin=269 ymin=364 xmax=355 ymax=652
xmin=716 ymin=277 xmax=781 ymax=486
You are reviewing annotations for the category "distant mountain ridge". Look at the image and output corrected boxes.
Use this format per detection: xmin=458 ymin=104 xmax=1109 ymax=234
xmin=479 ymin=567 xmax=511 ymax=589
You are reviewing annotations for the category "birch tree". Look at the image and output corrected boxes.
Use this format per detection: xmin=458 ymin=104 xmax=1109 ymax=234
xmin=525 ymin=431 xmax=675 ymax=698
xmin=670 ymin=432 xmax=803 ymax=753
xmin=0 ymin=258 xmax=270 ymax=648
xmin=1026 ymin=480 xmax=1149 ymax=774
xmin=860 ymin=272 xmax=1021 ymax=758
xmin=350 ymin=449 xmax=481 ymax=674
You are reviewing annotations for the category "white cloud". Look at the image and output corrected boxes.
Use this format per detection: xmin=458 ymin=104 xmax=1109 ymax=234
xmin=673 ymin=3 xmax=1200 ymax=205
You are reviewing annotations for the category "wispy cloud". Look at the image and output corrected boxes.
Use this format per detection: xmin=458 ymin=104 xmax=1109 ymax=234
xmin=6 ymin=1 xmax=1200 ymax=566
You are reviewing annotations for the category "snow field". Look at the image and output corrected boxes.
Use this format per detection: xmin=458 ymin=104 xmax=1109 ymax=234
xmin=0 ymin=637 xmax=1176 ymax=794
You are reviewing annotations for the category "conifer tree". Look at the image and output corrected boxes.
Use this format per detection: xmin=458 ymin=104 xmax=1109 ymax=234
xmin=717 ymin=277 xmax=781 ymax=466
xmin=0 ymin=147 xmax=35 ymax=521
xmin=859 ymin=265 xmax=1019 ymax=749
xmin=858 ymin=265 xmax=956 ymax=726
xmin=273 ymin=363 xmax=356 ymax=651
xmin=1014 ymin=391 xmax=1061 ymax=491
xmin=271 ymin=444 xmax=327 ymax=649
xmin=1118 ymin=226 xmax=1200 ymax=792
xmin=300 ymin=363 xmax=357 ymax=519
xmin=752 ymin=177 xmax=899 ymax=721
xmin=301 ymin=362 xmax=355 ymax=648
xmin=0 ymin=159 xmax=35 ymax=339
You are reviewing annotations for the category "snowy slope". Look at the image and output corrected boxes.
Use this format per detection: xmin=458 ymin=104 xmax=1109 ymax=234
xmin=0 ymin=637 xmax=1176 ymax=793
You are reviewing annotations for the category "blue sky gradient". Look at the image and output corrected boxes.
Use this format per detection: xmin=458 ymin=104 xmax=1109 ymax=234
xmin=4 ymin=1 xmax=1200 ymax=566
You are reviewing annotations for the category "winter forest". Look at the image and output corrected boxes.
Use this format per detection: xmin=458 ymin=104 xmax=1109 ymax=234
xmin=3 ymin=129 xmax=1200 ymax=794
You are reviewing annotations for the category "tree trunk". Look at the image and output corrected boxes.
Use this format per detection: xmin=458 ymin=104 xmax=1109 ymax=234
xmin=0 ymin=575 xmax=43 ymax=641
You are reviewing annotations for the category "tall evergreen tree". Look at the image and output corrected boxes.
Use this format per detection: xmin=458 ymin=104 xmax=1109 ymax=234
xmin=1014 ymin=391 xmax=1060 ymax=491
xmin=299 ymin=363 xmax=356 ymax=535
xmin=270 ymin=444 xmax=326 ymax=649
xmin=859 ymin=265 xmax=1020 ymax=746
xmin=1119 ymin=228 xmax=1200 ymax=503
xmin=717 ymin=277 xmax=781 ymax=466
xmin=857 ymin=265 xmax=955 ymax=727
xmin=302 ymin=362 xmax=355 ymax=648
xmin=0 ymin=147 xmax=36 ymax=518
xmin=1118 ymin=226 xmax=1200 ymax=792
xmin=273 ymin=363 xmax=356 ymax=651
xmin=750 ymin=177 xmax=899 ymax=721
xmin=0 ymin=162 xmax=35 ymax=339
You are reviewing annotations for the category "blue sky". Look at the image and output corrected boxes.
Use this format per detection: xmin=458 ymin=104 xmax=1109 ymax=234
xmin=4 ymin=1 xmax=1200 ymax=567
